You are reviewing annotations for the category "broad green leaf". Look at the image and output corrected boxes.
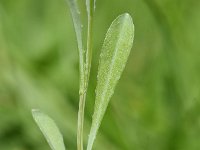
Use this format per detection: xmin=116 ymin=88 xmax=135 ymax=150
xmin=87 ymin=13 xmax=134 ymax=150
xmin=66 ymin=0 xmax=85 ymax=88
xmin=32 ymin=109 xmax=66 ymax=150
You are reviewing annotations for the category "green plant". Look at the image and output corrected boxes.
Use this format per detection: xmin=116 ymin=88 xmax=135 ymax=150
xmin=32 ymin=0 xmax=134 ymax=150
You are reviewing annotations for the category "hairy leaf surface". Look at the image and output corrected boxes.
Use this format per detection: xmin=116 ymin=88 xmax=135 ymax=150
xmin=87 ymin=13 xmax=134 ymax=150
xmin=32 ymin=109 xmax=66 ymax=150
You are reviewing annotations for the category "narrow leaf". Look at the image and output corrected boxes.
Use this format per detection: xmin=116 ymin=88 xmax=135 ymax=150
xmin=66 ymin=0 xmax=83 ymax=52
xmin=66 ymin=0 xmax=85 ymax=87
xmin=32 ymin=109 xmax=66 ymax=150
xmin=87 ymin=13 xmax=135 ymax=150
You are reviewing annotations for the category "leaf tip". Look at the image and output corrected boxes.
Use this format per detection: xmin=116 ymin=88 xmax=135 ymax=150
xmin=32 ymin=108 xmax=39 ymax=113
xmin=119 ymin=13 xmax=131 ymax=21
xmin=31 ymin=109 xmax=40 ymax=117
xmin=118 ymin=13 xmax=134 ymax=33
xmin=122 ymin=12 xmax=131 ymax=18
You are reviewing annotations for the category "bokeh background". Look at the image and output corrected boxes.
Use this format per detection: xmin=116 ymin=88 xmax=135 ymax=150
xmin=0 ymin=0 xmax=200 ymax=149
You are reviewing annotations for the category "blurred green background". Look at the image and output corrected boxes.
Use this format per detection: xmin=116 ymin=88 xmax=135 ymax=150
xmin=0 ymin=0 xmax=200 ymax=149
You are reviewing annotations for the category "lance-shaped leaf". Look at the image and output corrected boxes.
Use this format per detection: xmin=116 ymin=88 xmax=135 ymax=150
xmin=87 ymin=13 xmax=134 ymax=150
xmin=66 ymin=0 xmax=85 ymax=88
xmin=32 ymin=109 xmax=66 ymax=150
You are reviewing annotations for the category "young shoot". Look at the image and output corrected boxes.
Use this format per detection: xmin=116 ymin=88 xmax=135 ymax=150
xmin=31 ymin=1 xmax=135 ymax=150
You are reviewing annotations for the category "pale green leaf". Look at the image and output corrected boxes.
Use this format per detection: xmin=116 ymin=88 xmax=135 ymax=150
xmin=66 ymin=0 xmax=84 ymax=86
xmin=32 ymin=109 xmax=66 ymax=150
xmin=87 ymin=13 xmax=134 ymax=150
xmin=66 ymin=0 xmax=83 ymax=52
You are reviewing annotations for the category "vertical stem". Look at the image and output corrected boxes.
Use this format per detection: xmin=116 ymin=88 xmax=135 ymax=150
xmin=77 ymin=92 xmax=86 ymax=150
xmin=77 ymin=0 xmax=94 ymax=150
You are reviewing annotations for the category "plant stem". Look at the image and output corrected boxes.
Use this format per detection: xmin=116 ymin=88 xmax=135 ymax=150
xmin=77 ymin=13 xmax=86 ymax=150
xmin=77 ymin=1 xmax=94 ymax=150
xmin=77 ymin=92 xmax=86 ymax=150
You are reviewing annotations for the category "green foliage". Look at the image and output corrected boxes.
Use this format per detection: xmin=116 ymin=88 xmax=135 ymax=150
xmin=32 ymin=110 xmax=66 ymax=150
xmin=32 ymin=1 xmax=134 ymax=149
xmin=66 ymin=0 xmax=84 ymax=91
xmin=87 ymin=13 xmax=134 ymax=150
xmin=1 ymin=0 xmax=200 ymax=150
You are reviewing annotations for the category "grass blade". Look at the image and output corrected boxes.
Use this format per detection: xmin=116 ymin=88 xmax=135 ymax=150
xmin=87 ymin=13 xmax=135 ymax=150
xmin=32 ymin=109 xmax=66 ymax=150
